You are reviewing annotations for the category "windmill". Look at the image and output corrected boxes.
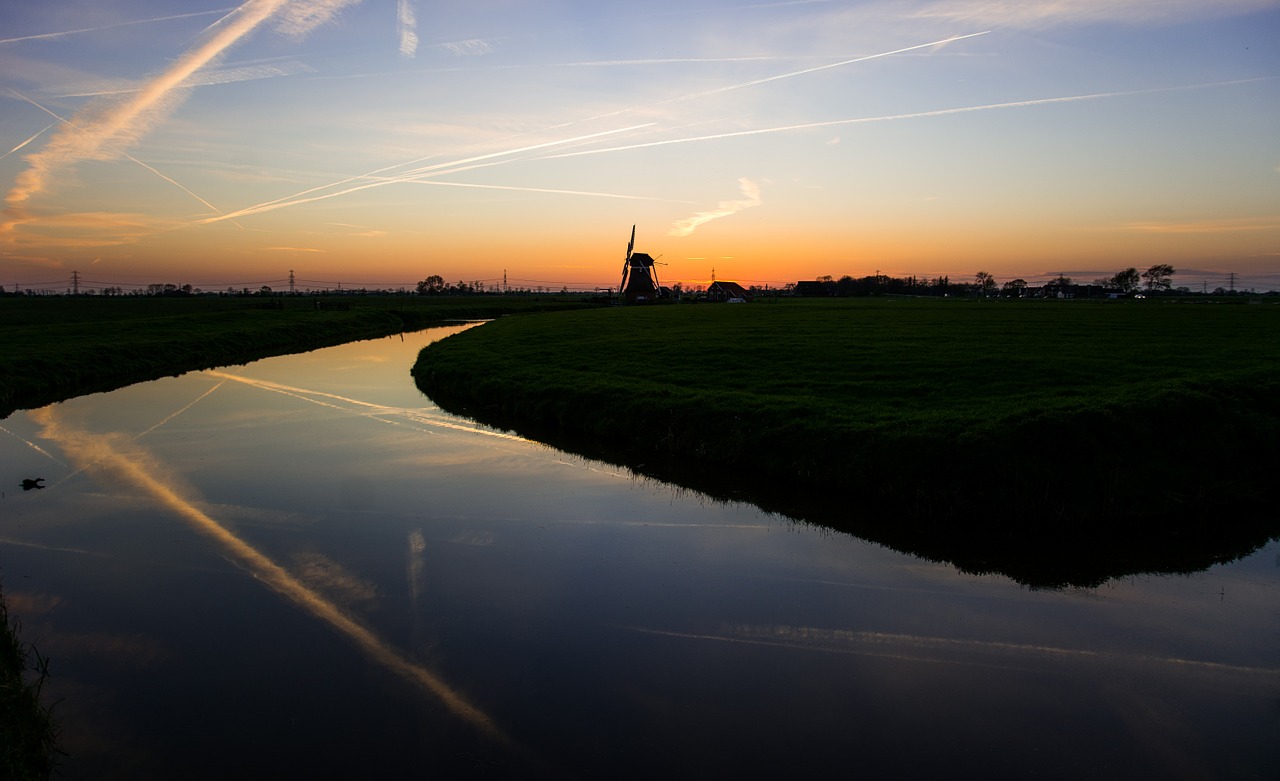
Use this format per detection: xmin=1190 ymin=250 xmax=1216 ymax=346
xmin=618 ymin=225 xmax=660 ymax=303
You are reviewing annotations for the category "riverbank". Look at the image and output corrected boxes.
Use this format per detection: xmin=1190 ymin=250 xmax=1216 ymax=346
xmin=1 ymin=583 xmax=59 ymax=779
xmin=413 ymin=298 xmax=1280 ymax=533
xmin=0 ymin=295 xmax=605 ymax=419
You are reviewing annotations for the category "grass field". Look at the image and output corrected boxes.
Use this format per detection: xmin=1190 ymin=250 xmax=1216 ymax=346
xmin=0 ymin=294 xmax=605 ymax=418
xmin=414 ymin=297 xmax=1280 ymax=528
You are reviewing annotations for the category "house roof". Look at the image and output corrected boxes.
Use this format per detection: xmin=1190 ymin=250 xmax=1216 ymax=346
xmin=708 ymin=280 xmax=750 ymax=297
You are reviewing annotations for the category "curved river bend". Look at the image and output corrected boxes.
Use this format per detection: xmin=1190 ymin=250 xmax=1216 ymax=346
xmin=2 ymin=326 xmax=1276 ymax=778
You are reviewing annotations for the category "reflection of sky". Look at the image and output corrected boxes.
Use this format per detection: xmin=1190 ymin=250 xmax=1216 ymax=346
xmin=1 ymin=326 xmax=1276 ymax=777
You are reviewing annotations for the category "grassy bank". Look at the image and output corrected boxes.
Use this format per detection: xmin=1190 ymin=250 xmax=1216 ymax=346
xmin=1 ymin=584 xmax=60 ymax=780
xmin=414 ymin=298 xmax=1280 ymax=530
xmin=0 ymin=295 xmax=605 ymax=419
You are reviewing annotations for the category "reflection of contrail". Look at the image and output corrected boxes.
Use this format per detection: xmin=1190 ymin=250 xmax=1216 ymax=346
xmin=627 ymin=624 xmax=1280 ymax=678
xmin=546 ymin=80 xmax=1267 ymax=160
xmin=0 ymin=423 xmax=66 ymax=465
xmin=0 ymin=9 xmax=235 ymax=45
xmin=137 ymin=377 xmax=231 ymax=438
xmin=202 ymin=369 xmax=527 ymax=441
xmin=30 ymin=405 xmax=510 ymax=742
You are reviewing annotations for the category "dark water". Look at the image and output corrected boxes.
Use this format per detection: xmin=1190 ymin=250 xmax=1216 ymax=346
xmin=2 ymin=327 xmax=1276 ymax=779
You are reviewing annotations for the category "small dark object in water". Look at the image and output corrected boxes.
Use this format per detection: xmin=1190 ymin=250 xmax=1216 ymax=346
xmin=21 ymin=478 xmax=45 ymax=490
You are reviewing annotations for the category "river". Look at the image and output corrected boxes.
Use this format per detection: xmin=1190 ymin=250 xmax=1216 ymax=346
xmin=2 ymin=326 xmax=1276 ymax=778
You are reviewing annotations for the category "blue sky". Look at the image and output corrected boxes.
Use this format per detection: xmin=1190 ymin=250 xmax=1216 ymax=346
xmin=2 ymin=0 xmax=1278 ymax=292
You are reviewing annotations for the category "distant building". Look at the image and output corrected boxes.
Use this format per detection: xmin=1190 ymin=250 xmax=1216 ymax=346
xmin=706 ymin=280 xmax=752 ymax=302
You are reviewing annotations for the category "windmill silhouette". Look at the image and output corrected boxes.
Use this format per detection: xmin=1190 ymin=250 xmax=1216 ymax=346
xmin=618 ymin=225 xmax=660 ymax=303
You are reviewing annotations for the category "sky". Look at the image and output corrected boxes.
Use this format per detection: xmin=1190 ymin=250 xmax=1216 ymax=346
xmin=1 ymin=0 xmax=1278 ymax=293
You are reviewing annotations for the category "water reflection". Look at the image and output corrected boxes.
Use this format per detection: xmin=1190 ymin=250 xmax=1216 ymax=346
xmin=0 ymin=328 xmax=1275 ymax=778
xmin=28 ymin=404 xmax=510 ymax=745
xmin=422 ymin=391 xmax=1280 ymax=589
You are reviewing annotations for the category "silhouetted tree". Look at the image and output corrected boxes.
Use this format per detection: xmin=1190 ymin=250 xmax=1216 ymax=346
xmin=1002 ymin=278 xmax=1027 ymax=297
xmin=974 ymin=271 xmax=996 ymax=295
xmin=1141 ymin=264 xmax=1175 ymax=292
xmin=416 ymin=275 xmax=445 ymax=295
xmin=1110 ymin=267 xmax=1140 ymax=293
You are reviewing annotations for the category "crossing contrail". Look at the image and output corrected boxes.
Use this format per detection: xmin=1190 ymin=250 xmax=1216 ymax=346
xmin=544 ymin=79 xmax=1269 ymax=161
xmin=193 ymin=32 xmax=990 ymax=225
xmin=6 ymin=89 xmax=231 ymax=219
xmin=0 ymin=122 xmax=56 ymax=163
xmin=196 ymin=122 xmax=658 ymax=224
xmin=2 ymin=0 xmax=350 ymax=238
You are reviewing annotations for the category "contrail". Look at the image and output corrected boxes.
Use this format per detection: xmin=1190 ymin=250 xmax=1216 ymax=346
xmin=545 ymin=79 xmax=1269 ymax=160
xmin=193 ymin=33 xmax=988 ymax=226
xmin=655 ymin=30 xmax=990 ymax=106
xmin=0 ymin=122 xmax=56 ymax=163
xmin=0 ymin=9 xmax=236 ymax=45
xmin=6 ymin=89 xmax=231 ymax=219
xmin=405 ymin=179 xmax=690 ymax=203
xmin=196 ymin=122 xmax=658 ymax=224
xmin=397 ymin=0 xmax=418 ymax=57
xmin=2 ymin=0 xmax=346 ymax=238
xmin=29 ymin=405 xmax=513 ymax=742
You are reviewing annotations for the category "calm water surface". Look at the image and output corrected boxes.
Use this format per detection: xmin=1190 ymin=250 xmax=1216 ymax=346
xmin=2 ymin=327 xmax=1276 ymax=779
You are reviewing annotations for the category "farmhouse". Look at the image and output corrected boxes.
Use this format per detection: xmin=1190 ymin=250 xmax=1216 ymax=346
xmin=706 ymin=280 xmax=751 ymax=302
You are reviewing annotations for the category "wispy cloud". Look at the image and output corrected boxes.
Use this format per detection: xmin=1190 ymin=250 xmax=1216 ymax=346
xmin=397 ymin=0 xmax=418 ymax=57
xmin=54 ymin=60 xmax=316 ymax=98
xmin=273 ymin=0 xmax=363 ymax=38
xmin=2 ymin=0 xmax=350 ymax=241
xmin=440 ymin=39 xmax=491 ymax=57
xmin=670 ymin=178 xmax=763 ymax=237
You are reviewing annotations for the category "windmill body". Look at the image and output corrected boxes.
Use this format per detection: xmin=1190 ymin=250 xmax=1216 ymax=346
xmin=619 ymin=225 xmax=660 ymax=303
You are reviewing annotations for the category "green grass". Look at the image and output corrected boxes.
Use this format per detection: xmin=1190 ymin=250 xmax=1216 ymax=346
xmin=0 ymin=294 xmax=606 ymax=418
xmin=414 ymin=297 xmax=1280 ymax=524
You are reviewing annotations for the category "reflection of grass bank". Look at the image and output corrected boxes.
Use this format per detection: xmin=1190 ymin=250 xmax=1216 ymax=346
xmin=1 ymin=584 xmax=60 ymax=779
xmin=0 ymin=295 xmax=604 ymax=419
xmin=413 ymin=298 xmax=1280 ymax=568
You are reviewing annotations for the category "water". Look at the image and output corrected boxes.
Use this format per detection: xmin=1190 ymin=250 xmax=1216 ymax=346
xmin=2 ymin=327 xmax=1276 ymax=779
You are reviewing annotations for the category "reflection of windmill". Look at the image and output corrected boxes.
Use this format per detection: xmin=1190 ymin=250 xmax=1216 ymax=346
xmin=619 ymin=225 xmax=660 ymax=303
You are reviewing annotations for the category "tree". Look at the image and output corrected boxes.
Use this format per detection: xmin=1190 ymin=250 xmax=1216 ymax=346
xmin=1141 ymin=264 xmax=1175 ymax=292
xmin=1002 ymin=278 xmax=1027 ymax=297
xmin=416 ymin=274 xmax=445 ymax=295
xmin=974 ymin=271 xmax=996 ymax=295
xmin=1110 ymin=267 xmax=1140 ymax=293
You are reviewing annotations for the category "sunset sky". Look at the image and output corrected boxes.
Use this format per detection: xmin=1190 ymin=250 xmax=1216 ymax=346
xmin=2 ymin=0 xmax=1278 ymax=293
